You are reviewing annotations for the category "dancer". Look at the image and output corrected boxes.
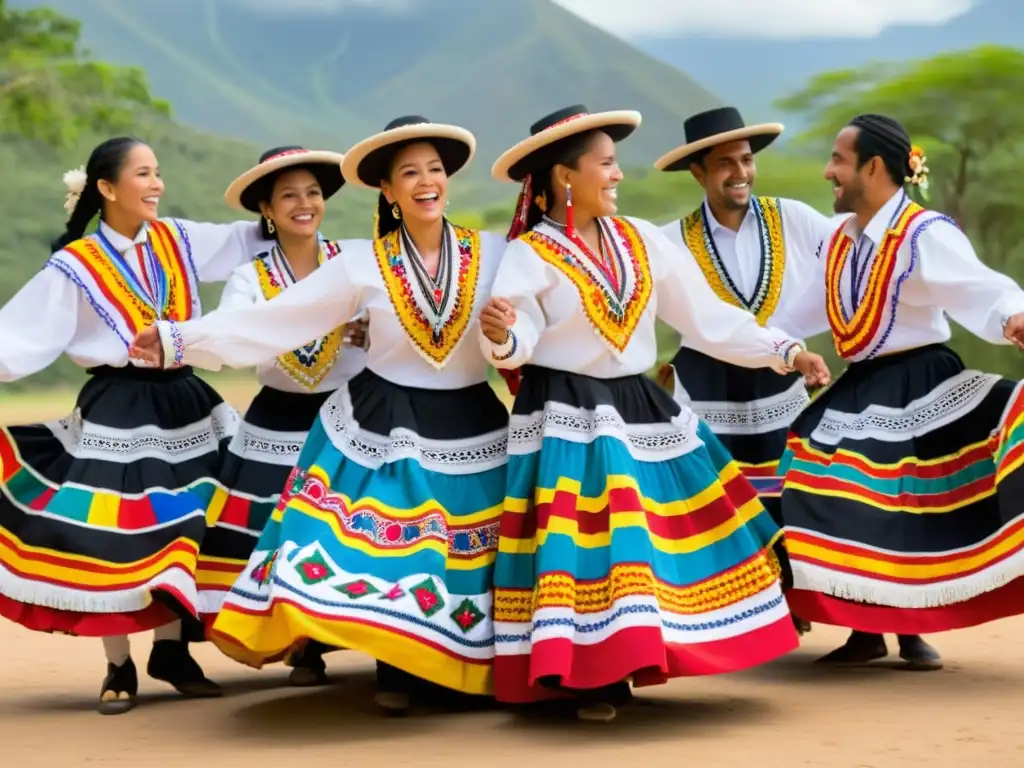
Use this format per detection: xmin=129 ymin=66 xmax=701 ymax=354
xmin=130 ymin=117 xmax=509 ymax=712
xmin=192 ymin=146 xmax=369 ymax=686
xmin=653 ymin=107 xmax=835 ymax=532
xmin=0 ymin=136 xmax=264 ymax=714
xmin=769 ymin=114 xmax=1024 ymax=670
xmin=480 ymin=105 xmax=830 ymax=722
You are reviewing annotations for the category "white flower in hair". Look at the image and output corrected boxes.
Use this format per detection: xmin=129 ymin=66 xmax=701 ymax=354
xmin=62 ymin=165 xmax=87 ymax=214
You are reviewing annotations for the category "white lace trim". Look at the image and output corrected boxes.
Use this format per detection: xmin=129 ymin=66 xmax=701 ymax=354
xmin=227 ymin=421 xmax=308 ymax=467
xmin=507 ymin=400 xmax=701 ymax=461
xmin=45 ymin=402 xmax=240 ymax=463
xmin=809 ymin=370 xmax=1001 ymax=446
xmin=675 ymin=375 xmax=809 ymax=436
xmin=318 ymin=383 xmax=508 ymax=475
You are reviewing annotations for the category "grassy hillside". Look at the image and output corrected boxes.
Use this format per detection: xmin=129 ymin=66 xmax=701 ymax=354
xmin=8 ymin=0 xmax=721 ymax=192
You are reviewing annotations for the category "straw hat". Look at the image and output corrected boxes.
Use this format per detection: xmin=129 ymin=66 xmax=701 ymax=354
xmin=491 ymin=104 xmax=641 ymax=183
xmin=653 ymin=107 xmax=783 ymax=172
xmin=224 ymin=146 xmax=346 ymax=212
xmin=340 ymin=116 xmax=476 ymax=189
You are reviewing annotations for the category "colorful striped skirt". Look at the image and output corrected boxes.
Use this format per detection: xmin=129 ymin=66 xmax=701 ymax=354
xmin=0 ymin=365 xmax=237 ymax=637
xmin=780 ymin=343 xmax=1024 ymax=634
xmin=667 ymin=347 xmax=808 ymax=524
xmin=493 ymin=366 xmax=799 ymax=704
xmin=209 ymin=369 xmax=509 ymax=695
xmin=195 ymin=386 xmax=332 ymax=622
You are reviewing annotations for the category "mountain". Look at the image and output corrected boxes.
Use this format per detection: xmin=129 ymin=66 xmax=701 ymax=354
xmin=10 ymin=0 xmax=721 ymax=186
xmin=634 ymin=0 xmax=1024 ymax=124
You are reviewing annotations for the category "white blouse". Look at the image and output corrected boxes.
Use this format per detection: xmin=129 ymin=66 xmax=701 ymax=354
xmin=0 ymin=218 xmax=261 ymax=382
xmin=769 ymin=189 xmax=1024 ymax=359
xmin=480 ymin=216 xmax=800 ymax=377
xmin=660 ymin=196 xmax=839 ymax=331
xmin=215 ymin=240 xmax=370 ymax=393
xmin=157 ymin=223 xmax=507 ymax=390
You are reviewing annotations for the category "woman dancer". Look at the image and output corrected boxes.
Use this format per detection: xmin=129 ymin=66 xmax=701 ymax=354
xmin=479 ymin=106 xmax=830 ymax=721
xmin=193 ymin=146 xmax=369 ymax=686
xmin=0 ymin=136 xmax=264 ymax=714
xmin=131 ymin=117 xmax=509 ymax=712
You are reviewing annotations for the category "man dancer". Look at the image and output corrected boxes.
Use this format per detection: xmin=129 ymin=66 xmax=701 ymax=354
xmin=654 ymin=107 xmax=836 ymax=583
xmin=768 ymin=114 xmax=1024 ymax=669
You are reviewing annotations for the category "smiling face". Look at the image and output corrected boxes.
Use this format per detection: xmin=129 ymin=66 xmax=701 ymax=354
xmin=555 ymin=131 xmax=623 ymax=218
xmin=97 ymin=143 xmax=164 ymax=223
xmin=380 ymin=141 xmax=448 ymax=229
xmin=258 ymin=167 xmax=325 ymax=238
xmin=690 ymin=139 xmax=755 ymax=211
xmin=824 ymin=126 xmax=868 ymax=214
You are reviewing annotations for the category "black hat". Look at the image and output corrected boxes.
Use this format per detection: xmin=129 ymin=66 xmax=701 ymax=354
xmin=225 ymin=145 xmax=346 ymax=212
xmin=492 ymin=104 xmax=642 ymax=183
xmin=340 ymin=116 xmax=476 ymax=189
xmin=654 ymin=107 xmax=784 ymax=172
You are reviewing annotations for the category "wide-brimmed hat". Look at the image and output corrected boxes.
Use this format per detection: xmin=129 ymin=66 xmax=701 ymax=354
xmin=224 ymin=146 xmax=346 ymax=212
xmin=492 ymin=105 xmax=641 ymax=183
xmin=653 ymin=107 xmax=784 ymax=172
xmin=340 ymin=116 xmax=476 ymax=190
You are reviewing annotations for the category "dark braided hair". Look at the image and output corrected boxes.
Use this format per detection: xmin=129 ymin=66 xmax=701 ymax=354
xmin=50 ymin=137 xmax=145 ymax=252
xmin=849 ymin=114 xmax=912 ymax=187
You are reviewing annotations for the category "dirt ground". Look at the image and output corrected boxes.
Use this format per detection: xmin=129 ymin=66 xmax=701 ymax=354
xmin=0 ymin=618 xmax=1021 ymax=767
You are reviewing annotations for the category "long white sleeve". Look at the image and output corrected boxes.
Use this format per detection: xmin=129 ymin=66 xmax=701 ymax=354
xmin=176 ymin=219 xmax=263 ymax=283
xmin=916 ymin=219 xmax=1024 ymax=344
xmin=635 ymin=219 xmax=798 ymax=368
xmin=156 ymin=254 xmax=362 ymax=370
xmin=216 ymin=265 xmax=259 ymax=311
xmin=768 ymin=253 xmax=831 ymax=341
xmin=479 ymin=238 xmax=551 ymax=369
xmin=0 ymin=268 xmax=80 ymax=382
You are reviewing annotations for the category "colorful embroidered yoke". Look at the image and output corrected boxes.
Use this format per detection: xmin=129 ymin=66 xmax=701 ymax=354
xmin=46 ymin=219 xmax=200 ymax=346
xmin=253 ymin=239 xmax=344 ymax=390
xmin=681 ymin=196 xmax=786 ymax=326
xmin=824 ymin=201 xmax=946 ymax=362
xmin=373 ymin=222 xmax=481 ymax=368
xmin=519 ymin=216 xmax=652 ymax=353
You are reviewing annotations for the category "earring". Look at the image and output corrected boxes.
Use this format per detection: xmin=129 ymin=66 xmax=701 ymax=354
xmin=565 ymin=182 xmax=574 ymax=237
xmin=392 ymin=202 xmax=401 ymax=220
xmin=266 ymin=217 xmax=275 ymax=234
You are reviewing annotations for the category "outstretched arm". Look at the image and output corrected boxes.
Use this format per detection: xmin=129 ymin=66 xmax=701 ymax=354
xmin=174 ymin=219 xmax=264 ymax=282
xmin=132 ymin=254 xmax=363 ymax=370
xmin=0 ymin=267 xmax=80 ymax=382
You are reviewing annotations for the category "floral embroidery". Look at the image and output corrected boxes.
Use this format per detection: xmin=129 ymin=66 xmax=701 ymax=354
xmin=522 ymin=217 xmax=651 ymax=353
xmin=825 ymin=201 xmax=925 ymax=360
xmin=254 ymin=240 xmax=344 ymax=389
xmin=682 ymin=196 xmax=786 ymax=326
xmin=373 ymin=223 xmax=481 ymax=368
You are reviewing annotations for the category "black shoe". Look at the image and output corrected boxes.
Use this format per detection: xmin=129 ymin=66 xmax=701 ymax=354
xmin=289 ymin=642 xmax=329 ymax=687
xmin=374 ymin=662 xmax=412 ymax=713
xmin=815 ymin=631 xmax=888 ymax=665
xmin=147 ymin=640 xmax=222 ymax=698
xmin=897 ymin=635 xmax=943 ymax=671
xmin=98 ymin=657 xmax=138 ymax=715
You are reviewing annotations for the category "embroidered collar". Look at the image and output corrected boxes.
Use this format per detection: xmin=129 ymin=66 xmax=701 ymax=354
xmin=98 ymin=219 xmax=149 ymax=252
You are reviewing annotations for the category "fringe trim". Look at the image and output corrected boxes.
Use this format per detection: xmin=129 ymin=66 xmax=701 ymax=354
xmin=792 ymin=556 xmax=1024 ymax=610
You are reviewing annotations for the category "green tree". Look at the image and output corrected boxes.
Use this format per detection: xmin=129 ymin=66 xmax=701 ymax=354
xmin=776 ymin=45 xmax=1024 ymax=378
xmin=0 ymin=0 xmax=169 ymax=146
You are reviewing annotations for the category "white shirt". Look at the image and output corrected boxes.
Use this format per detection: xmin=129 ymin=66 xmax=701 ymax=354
xmin=215 ymin=240 xmax=370 ymax=393
xmin=158 ymin=224 xmax=507 ymax=390
xmin=769 ymin=189 xmax=1024 ymax=359
xmin=481 ymin=216 xmax=799 ymax=377
xmin=0 ymin=218 xmax=261 ymax=381
xmin=660 ymin=196 xmax=839 ymax=336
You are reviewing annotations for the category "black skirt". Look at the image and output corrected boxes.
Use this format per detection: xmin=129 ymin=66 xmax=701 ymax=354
xmin=195 ymin=386 xmax=332 ymax=620
xmin=668 ymin=347 xmax=807 ymax=525
xmin=0 ymin=365 xmax=237 ymax=637
xmin=780 ymin=343 xmax=1024 ymax=633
